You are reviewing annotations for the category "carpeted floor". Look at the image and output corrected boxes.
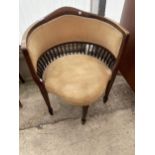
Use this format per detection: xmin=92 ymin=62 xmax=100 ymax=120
xmin=19 ymin=75 xmax=135 ymax=155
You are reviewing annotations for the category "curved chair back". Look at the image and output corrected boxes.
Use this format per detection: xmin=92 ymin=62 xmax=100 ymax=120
xmin=22 ymin=7 xmax=129 ymax=73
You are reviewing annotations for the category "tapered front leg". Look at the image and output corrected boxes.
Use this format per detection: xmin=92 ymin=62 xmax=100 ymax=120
xmin=38 ymin=83 xmax=53 ymax=115
xmin=103 ymin=95 xmax=108 ymax=104
xmin=81 ymin=106 xmax=89 ymax=125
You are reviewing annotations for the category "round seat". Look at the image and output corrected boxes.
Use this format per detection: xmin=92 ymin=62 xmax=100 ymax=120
xmin=43 ymin=54 xmax=112 ymax=105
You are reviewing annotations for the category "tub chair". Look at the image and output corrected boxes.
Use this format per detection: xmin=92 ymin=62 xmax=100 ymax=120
xmin=21 ymin=7 xmax=129 ymax=124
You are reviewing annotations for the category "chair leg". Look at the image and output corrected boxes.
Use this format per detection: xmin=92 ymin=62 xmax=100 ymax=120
xmin=38 ymin=84 xmax=53 ymax=115
xmin=81 ymin=106 xmax=89 ymax=125
xmin=19 ymin=73 xmax=25 ymax=83
xmin=19 ymin=100 xmax=23 ymax=108
xmin=103 ymin=95 xmax=108 ymax=104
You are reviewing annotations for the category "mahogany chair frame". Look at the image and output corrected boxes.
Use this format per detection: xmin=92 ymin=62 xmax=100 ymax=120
xmin=21 ymin=7 xmax=129 ymax=124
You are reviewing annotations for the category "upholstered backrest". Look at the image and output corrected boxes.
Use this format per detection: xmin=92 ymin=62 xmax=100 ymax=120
xmin=27 ymin=15 xmax=125 ymax=71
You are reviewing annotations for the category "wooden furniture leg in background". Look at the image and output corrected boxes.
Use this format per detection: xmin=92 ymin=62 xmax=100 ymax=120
xmin=19 ymin=73 xmax=25 ymax=108
xmin=19 ymin=73 xmax=25 ymax=83
xmin=19 ymin=100 xmax=23 ymax=108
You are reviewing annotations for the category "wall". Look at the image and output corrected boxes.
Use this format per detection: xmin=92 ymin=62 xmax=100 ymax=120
xmin=105 ymin=0 xmax=125 ymax=22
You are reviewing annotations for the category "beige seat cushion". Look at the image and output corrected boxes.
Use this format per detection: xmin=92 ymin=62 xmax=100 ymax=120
xmin=43 ymin=54 xmax=112 ymax=106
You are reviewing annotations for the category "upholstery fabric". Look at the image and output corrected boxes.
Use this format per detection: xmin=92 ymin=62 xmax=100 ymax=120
xmin=43 ymin=54 xmax=112 ymax=105
xmin=27 ymin=15 xmax=124 ymax=71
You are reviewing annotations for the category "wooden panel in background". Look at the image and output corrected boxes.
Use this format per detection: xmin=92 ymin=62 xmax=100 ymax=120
xmin=119 ymin=0 xmax=135 ymax=91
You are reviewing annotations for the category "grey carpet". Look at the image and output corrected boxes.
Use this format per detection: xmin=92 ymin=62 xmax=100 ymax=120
xmin=20 ymin=75 xmax=135 ymax=155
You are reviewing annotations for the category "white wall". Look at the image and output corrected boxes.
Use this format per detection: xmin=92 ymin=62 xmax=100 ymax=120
xmin=105 ymin=0 xmax=125 ymax=22
xmin=91 ymin=0 xmax=100 ymax=14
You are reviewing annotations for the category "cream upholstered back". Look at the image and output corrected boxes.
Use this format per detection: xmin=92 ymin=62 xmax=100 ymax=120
xmin=27 ymin=15 xmax=124 ymax=71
